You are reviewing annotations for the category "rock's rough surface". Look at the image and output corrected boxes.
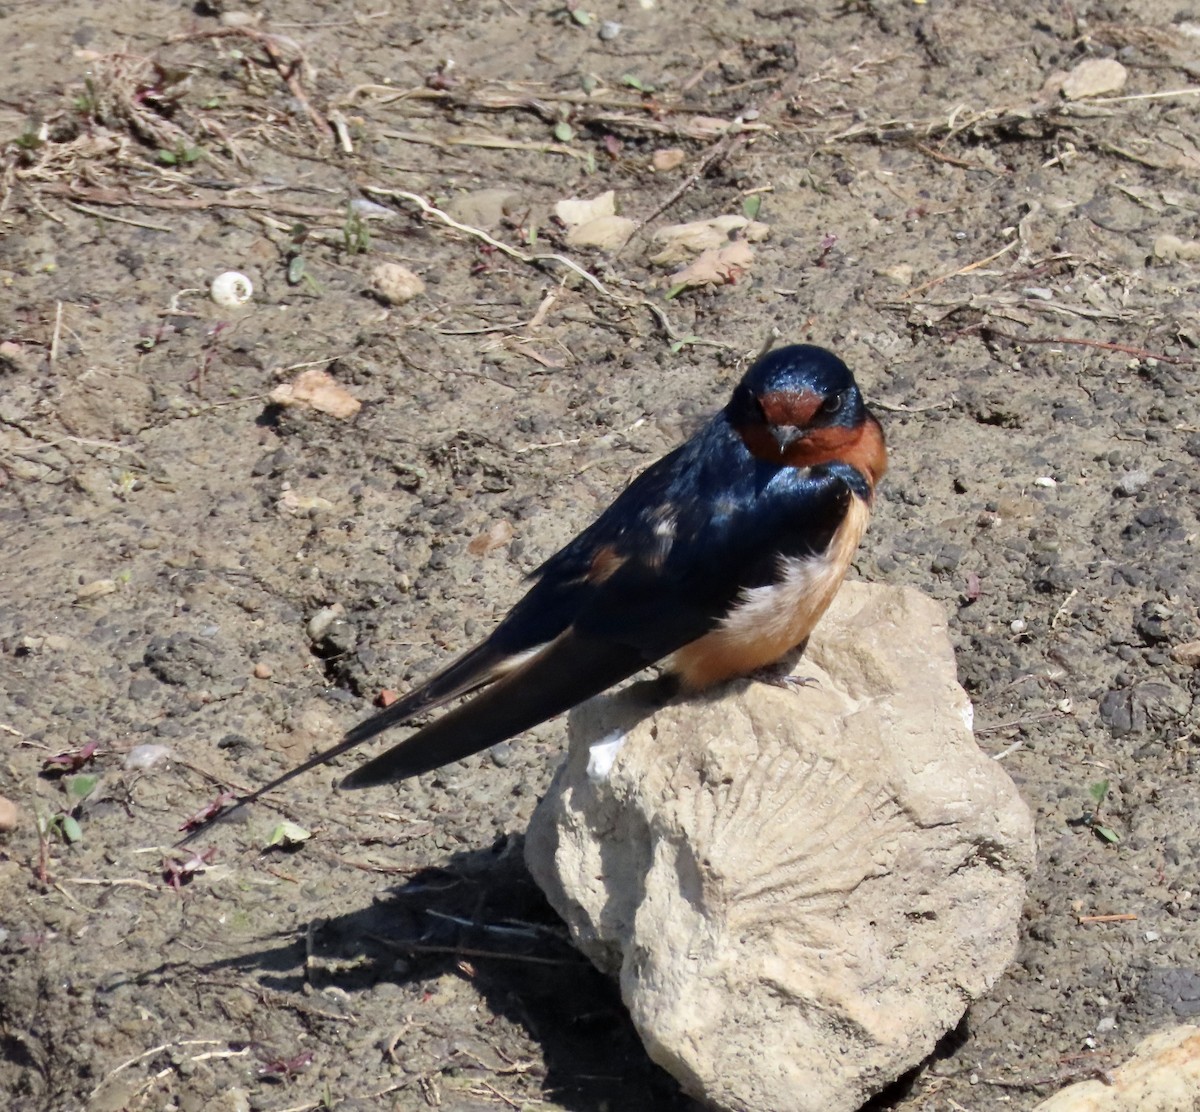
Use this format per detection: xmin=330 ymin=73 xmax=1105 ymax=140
xmin=526 ymin=581 xmax=1035 ymax=1112
xmin=1032 ymin=1025 xmax=1200 ymax=1112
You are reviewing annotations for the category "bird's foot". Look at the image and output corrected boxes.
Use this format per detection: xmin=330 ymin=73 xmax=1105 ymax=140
xmin=753 ymin=668 xmax=820 ymax=692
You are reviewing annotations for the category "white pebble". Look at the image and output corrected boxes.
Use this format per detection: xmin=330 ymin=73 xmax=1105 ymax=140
xmin=1010 ymin=619 xmax=1027 ymax=634
xmin=307 ymin=604 xmax=344 ymax=642
xmin=211 ymin=271 xmax=253 ymax=307
xmin=370 ymin=262 xmax=425 ymax=305
xmin=125 ymin=743 xmax=172 ymax=770
xmin=1033 ymin=476 xmax=1057 ymax=488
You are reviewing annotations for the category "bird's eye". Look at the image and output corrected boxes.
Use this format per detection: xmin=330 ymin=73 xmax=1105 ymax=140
xmin=819 ymin=393 xmax=844 ymax=417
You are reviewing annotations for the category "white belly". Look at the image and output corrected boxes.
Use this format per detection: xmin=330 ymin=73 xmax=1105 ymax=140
xmin=669 ymin=495 xmax=871 ymax=689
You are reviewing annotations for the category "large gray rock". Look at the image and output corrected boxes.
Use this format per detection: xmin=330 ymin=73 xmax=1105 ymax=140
xmin=525 ymin=581 xmax=1035 ymax=1112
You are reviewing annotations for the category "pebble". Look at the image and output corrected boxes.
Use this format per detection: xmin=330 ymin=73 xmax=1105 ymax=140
xmin=125 ymin=744 xmax=172 ymax=770
xmin=1171 ymin=641 xmax=1200 ymax=667
xmin=370 ymin=262 xmax=425 ymax=305
xmin=1116 ymin=470 xmax=1150 ymax=496
xmin=0 ymin=796 xmax=19 ymax=833
xmin=306 ymin=604 xmax=344 ymax=643
xmin=253 ymin=661 xmax=273 ymax=679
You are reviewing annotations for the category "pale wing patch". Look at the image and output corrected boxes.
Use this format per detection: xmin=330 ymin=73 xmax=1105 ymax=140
xmin=670 ymin=496 xmax=871 ymax=689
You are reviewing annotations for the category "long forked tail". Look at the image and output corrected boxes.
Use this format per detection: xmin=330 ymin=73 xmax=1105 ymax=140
xmin=342 ymin=630 xmax=645 ymax=787
xmin=175 ymin=639 xmax=512 ymax=844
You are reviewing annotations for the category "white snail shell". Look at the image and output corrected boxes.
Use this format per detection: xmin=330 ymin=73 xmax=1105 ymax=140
xmin=210 ymin=271 xmax=253 ymax=307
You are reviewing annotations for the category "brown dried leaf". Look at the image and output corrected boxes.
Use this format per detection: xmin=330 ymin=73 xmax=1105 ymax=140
xmin=648 ymin=215 xmax=769 ymax=266
xmin=666 ymin=240 xmax=755 ymax=290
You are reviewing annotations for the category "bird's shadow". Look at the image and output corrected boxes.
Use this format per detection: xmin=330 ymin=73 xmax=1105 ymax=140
xmin=157 ymin=680 xmax=691 ymax=1110
xmin=190 ymin=832 xmax=697 ymax=1111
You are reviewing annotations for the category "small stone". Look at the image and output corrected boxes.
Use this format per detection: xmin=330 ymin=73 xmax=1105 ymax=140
xmin=0 ymin=796 xmax=20 ymax=833
xmin=1154 ymin=234 xmax=1200 ymax=262
xmin=1171 ymin=641 xmax=1200 ymax=667
xmin=125 ymin=744 xmax=172 ymax=770
xmin=1116 ymin=470 xmax=1150 ymax=496
xmin=370 ymin=262 xmax=425 ymax=305
xmin=489 ymin=741 xmax=514 ymax=768
xmin=598 ymin=19 xmax=621 ymax=40
xmin=651 ymin=148 xmax=686 ymax=172
xmin=306 ymin=604 xmax=344 ymax=643
xmin=253 ymin=661 xmax=273 ymax=679
xmin=1061 ymin=58 xmax=1128 ymax=100
xmin=1010 ymin=619 xmax=1028 ymax=634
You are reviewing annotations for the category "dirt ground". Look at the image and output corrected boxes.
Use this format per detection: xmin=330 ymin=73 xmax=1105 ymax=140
xmin=1 ymin=1 xmax=1198 ymax=1109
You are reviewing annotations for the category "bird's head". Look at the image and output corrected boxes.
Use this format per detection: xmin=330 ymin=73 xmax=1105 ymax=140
xmin=726 ymin=344 xmax=886 ymax=487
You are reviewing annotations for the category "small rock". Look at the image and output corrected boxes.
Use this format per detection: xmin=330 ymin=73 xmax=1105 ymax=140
xmin=124 ymin=744 xmax=172 ymax=770
xmin=1116 ymin=470 xmax=1150 ymax=496
xmin=306 ymin=604 xmax=344 ymax=643
xmin=219 ymin=11 xmax=261 ymax=28
xmin=253 ymin=661 xmax=273 ymax=679
xmin=1170 ymin=641 xmax=1200 ymax=667
xmin=1099 ymin=682 xmax=1191 ymax=737
xmin=370 ymin=262 xmax=425 ymax=305
xmin=1154 ymin=234 xmax=1200 ymax=262
xmin=1061 ymin=58 xmax=1128 ymax=100
xmin=651 ymin=148 xmax=686 ymax=172
xmin=1032 ymin=1024 xmax=1200 ymax=1110
xmin=0 ymin=796 xmax=20 ymax=833
xmin=1137 ymin=602 xmax=1172 ymax=645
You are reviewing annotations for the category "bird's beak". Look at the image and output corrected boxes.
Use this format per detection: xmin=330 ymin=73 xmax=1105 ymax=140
xmin=770 ymin=425 xmax=803 ymax=453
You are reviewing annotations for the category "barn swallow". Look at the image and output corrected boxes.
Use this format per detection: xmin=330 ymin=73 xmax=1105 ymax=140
xmin=188 ymin=344 xmax=885 ymax=832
